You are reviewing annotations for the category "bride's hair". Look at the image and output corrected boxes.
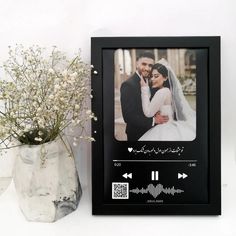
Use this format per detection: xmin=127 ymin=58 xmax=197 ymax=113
xmin=151 ymin=63 xmax=168 ymax=78
xmin=151 ymin=63 xmax=170 ymax=89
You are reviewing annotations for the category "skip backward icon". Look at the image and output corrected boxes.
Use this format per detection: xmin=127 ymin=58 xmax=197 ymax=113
xmin=178 ymin=173 xmax=188 ymax=179
xmin=122 ymin=173 xmax=132 ymax=179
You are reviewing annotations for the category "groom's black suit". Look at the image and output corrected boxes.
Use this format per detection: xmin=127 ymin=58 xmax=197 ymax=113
xmin=120 ymin=73 xmax=153 ymax=141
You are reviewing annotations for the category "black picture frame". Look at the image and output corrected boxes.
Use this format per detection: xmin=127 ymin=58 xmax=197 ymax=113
xmin=91 ymin=37 xmax=221 ymax=215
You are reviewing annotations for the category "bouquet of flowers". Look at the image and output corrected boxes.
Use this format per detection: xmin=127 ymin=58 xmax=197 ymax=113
xmin=0 ymin=45 xmax=95 ymax=152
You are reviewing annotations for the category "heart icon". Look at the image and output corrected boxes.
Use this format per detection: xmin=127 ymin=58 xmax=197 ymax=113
xmin=128 ymin=147 xmax=133 ymax=152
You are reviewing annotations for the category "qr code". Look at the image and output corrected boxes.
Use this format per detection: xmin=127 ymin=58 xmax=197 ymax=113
xmin=112 ymin=182 xmax=129 ymax=199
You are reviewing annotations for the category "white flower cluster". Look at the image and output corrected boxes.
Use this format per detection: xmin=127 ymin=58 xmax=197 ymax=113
xmin=0 ymin=45 xmax=96 ymax=149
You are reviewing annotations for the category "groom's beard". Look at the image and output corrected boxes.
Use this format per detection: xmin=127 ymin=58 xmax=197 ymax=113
xmin=143 ymin=76 xmax=151 ymax=84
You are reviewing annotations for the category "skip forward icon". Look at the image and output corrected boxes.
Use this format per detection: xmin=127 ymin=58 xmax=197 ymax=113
xmin=178 ymin=173 xmax=188 ymax=179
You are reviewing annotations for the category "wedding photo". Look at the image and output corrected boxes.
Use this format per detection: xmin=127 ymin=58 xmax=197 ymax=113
xmin=114 ymin=49 xmax=197 ymax=141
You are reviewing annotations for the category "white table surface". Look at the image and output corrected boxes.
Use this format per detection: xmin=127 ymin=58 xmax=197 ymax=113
xmin=0 ymin=146 xmax=235 ymax=236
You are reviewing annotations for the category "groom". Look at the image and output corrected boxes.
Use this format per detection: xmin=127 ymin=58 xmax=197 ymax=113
xmin=120 ymin=51 xmax=168 ymax=141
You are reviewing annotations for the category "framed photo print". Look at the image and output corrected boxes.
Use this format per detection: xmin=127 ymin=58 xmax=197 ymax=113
xmin=91 ymin=37 xmax=221 ymax=215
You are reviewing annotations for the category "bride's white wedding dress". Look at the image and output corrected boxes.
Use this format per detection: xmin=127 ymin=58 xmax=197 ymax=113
xmin=139 ymin=86 xmax=196 ymax=141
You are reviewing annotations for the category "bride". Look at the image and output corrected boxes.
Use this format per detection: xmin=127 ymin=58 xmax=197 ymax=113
xmin=139 ymin=59 xmax=196 ymax=141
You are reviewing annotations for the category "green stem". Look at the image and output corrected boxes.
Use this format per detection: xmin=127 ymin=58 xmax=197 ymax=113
xmin=59 ymin=133 xmax=73 ymax=158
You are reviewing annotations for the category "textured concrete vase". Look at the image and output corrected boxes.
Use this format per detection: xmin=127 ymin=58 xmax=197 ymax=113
xmin=13 ymin=137 xmax=82 ymax=222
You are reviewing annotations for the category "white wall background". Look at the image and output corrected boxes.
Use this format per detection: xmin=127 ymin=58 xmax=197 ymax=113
xmin=1 ymin=0 xmax=234 ymax=145
xmin=0 ymin=0 xmax=236 ymax=235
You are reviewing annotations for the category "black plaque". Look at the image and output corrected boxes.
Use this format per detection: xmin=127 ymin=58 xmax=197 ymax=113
xmin=91 ymin=37 xmax=221 ymax=215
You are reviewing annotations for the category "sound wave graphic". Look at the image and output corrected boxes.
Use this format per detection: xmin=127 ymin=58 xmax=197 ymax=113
xmin=130 ymin=184 xmax=184 ymax=198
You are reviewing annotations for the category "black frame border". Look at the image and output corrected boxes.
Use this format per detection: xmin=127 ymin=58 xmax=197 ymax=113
xmin=91 ymin=37 xmax=221 ymax=215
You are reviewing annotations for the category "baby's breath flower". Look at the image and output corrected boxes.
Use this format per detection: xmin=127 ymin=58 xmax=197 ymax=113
xmin=48 ymin=68 xmax=55 ymax=74
xmin=38 ymin=131 xmax=43 ymax=136
xmin=54 ymin=84 xmax=60 ymax=90
xmin=86 ymin=110 xmax=91 ymax=115
xmin=34 ymin=137 xmax=43 ymax=142
xmin=62 ymin=69 xmax=68 ymax=77
xmin=0 ymin=44 xmax=95 ymax=149
xmin=62 ymin=83 xmax=67 ymax=89
xmin=70 ymin=72 xmax=77 ymax=78
xmin=75 ymin=104 xmax=80 ymax=110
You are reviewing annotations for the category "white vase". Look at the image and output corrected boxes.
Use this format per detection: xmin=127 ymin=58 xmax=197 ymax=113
xmin=0 ymin=147 xmax=15 ymax=195
xmin=13 ymin=137 xmax=82 ymax=222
